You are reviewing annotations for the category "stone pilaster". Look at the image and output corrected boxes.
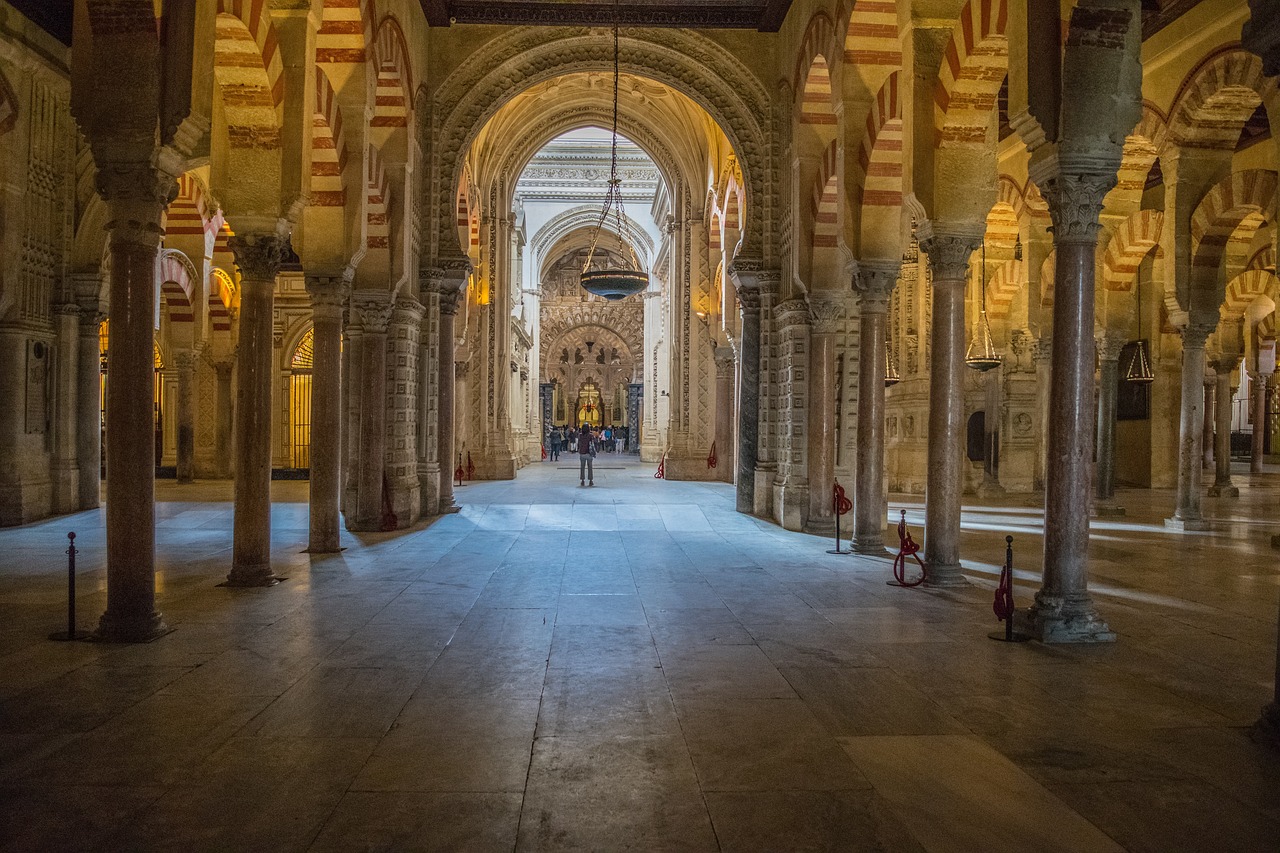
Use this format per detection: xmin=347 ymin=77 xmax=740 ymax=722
xmin=852 ymin=260 xmax=897 ymax=553
xmin=806 ymin=292 xmax=845 ymax=534
xmin=1022 ymin=171 xmax=1116 ymax=643
xmin=226 ymin=232 xmax=284 ymax=587
xmin=385 ymin=296 xmax=424 ymax=526
xmin=1166 ymin=322 xmax=1216 ymax=531
xmin=920 ymin=228 xmax=982 ymax=587
xmin=347 ymin=289 xmax=394 ymax=532
xmin=435 ymin=261 xmax=469 ymax=513
xmin=728 ymin=260 xmax=767 ymax=515
xmin=713 ymin=346 xmax=736 ymax=484
xmin=417 ymin=271 xmax=441 ymax=516
xmin=305 ymin=274 xmax=349 ymax=553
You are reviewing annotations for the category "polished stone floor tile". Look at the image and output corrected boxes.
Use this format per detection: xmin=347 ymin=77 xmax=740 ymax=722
xmin=308 ymin=791 xmax=523 ymax=852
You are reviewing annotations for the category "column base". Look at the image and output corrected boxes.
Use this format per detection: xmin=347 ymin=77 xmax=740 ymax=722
xmin=1165 ymin=515 xmax=1210 ymax=532
xmin=1251 ymin=702 xmax=1280 ymax=749
xmin=1016 ymin=594 xmax=1115 ymax=644
xmin=977 ymin=480 xmax=1006 ymax=499
xmin=1207 ymin=484 xmax=1239 ymax=498
xmin=922 ymin=562 xmax=968 ymax=588
xmin=94 ymin=609 xmax=171 ymax=643
xmin=224 ymin=564 xmax=281 ymax=587
xmin=806 ymin=516 xmax=836 ymax=537
xmin=305 ymin=542 xmax=344 ymax=555
xmin=852 ymin=537 xmax=891 ymax=556
xmin=1092 ymin=502 xmax=1126 ymax=518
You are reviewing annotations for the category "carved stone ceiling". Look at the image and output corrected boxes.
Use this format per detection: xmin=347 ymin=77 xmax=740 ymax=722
xmin=421 ymin=0 xmax=793 ymax=32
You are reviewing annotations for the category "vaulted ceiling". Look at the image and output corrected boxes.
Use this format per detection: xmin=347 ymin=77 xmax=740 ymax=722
xmin=419 ymin=0 xmax=794 ymax=32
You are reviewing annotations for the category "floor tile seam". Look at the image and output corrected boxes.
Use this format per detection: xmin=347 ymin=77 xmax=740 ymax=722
xmin=516 ymin=639 xmax=557 ymax=852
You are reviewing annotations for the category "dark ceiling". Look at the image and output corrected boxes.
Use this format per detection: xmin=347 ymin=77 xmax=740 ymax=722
xmin=419 ymin=0 xmax=794 ymax=31
xmin=10 ymin=0 xmax=72 ymax=45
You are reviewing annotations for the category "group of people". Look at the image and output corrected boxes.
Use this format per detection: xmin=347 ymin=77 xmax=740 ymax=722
xmin=544 ymin=424 xmax=629 ymax=487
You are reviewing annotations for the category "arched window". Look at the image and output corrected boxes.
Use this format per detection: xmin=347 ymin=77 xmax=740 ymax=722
xmin=290 ymin=329 xmax=314 ymax=469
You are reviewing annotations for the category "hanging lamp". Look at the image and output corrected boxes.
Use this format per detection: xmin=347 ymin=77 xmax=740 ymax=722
xmin=1126 ymin=276 xmax=1156 ymax=383
xmin=965 ymin=240 xmax=1002 ymax=372
xmin=579 ymin=0 xmax=648 ymax=301
xmin=884 ymin=343 xmax=900 ymax=387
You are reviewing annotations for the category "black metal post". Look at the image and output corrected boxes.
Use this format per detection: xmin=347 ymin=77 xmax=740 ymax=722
xmin=989 ymin=534 xmax=1030 ymax=642
xmin=50 ymin=531 xmax=90 ymax=641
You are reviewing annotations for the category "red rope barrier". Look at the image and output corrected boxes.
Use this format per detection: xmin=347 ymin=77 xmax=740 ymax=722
xmin=890 ymin=509 xmax=926 ymax=587
xmin=707 ymin=441 xmax=717 ymax=469
xmin=832 ymin=481 xmax=852 ymax=516
xmin=654 ymin=450 xmax=666 ymax=479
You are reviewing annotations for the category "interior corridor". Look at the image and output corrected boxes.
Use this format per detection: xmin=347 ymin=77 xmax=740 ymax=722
xmin=2 ymin=461 xmax=1280 ymax=851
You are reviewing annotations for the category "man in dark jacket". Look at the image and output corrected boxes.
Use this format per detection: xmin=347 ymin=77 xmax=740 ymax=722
xmin=576 ymin=425 xmax=596 ymax=486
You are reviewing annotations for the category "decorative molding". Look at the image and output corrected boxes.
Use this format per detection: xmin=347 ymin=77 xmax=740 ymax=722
xmin=807 ymin=292 xmax=845 ymax=335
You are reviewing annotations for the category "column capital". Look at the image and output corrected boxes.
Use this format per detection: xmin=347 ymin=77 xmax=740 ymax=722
xmin=807 ymin=291 xmax=846 ymax=335
xmin=728 ymin=258 xmax=781 ymax=312
xmin=1096 ymin=332 xmax=1127 ymax=363
xmin=174 ymin=350 xmax=197 ymax=372
xmin=393 ymin=295 xmax=425 ymax=323
xmin=423 ymin=264 xmax=469 ymax=316
xmin=350 ymin=289 xmax=395 ymax=335
xmin=714 ymin=346 xmax=736 ymax=378
xmin=920 ymin=228 xmax=982 ymax=282
xmin=54 ymin=301 xmax=82 ymax=318
xmin=305 ymin=274 xmax=351 ymax=319
xmin=229 ymin=233 xmax=285 ymax=283
xmin=1041 ymin=172 xmax=1115 ymax=244
xmin=96 ymin=162 xmax=175 ymax=248
xmin=79 ymin=306 xmax=107 ymax=330
xmin=853 ymin=259 xmax=899 ymax=314
xmin=1180 ymin=321 xmax=1217 ymax=350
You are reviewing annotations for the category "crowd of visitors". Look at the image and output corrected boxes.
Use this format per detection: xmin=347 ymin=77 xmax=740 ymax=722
xmin=543 ymin=423 xmax=630 ymax=486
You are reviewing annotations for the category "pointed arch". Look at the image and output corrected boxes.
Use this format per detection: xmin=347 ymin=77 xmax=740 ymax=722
xmin=812 ymin=138 xmax=841 ymax=249
xmin=372 ymin=16 xmax=412 ymax=129
xmin=794 ymin=12 xmax=838 ymax=115
xmin=209 ymin=267 xmax=235 ymax=332
xmin=158 ymin=250 xmax=196 ymax=324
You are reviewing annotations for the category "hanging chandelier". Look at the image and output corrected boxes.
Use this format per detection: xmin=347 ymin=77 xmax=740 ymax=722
xmin=1126 ymin=276 xmax=1155 ymax=383
xmin=579 ymin=2 xmax=648 ymax=301
xmin=884 ymin=343 xmax=900 ymax=387
xmin=965 ymin=240 xmax=1002 ymax=372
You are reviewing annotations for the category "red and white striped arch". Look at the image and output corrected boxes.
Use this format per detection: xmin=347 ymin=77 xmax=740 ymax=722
xmin=1190 ymin=170 xmax=1278 ymax=274
xmin=1169 ymin=47 xmax=1276 ymax=150
xmin=214 ymin=0 xmax=284 ymax=148
xmin=212 ymin=222 xmax=237 ymax=277
xmin=986 ymin=258 xmax=1023 ymax=321
xmin=316 ymin=0 xmax=375 ymax=66
xmin=209 ymin=267 xmax=235 ymax=333
xmin=366 ymin=144 xmax=390 ymax=251
xmin=1112 ymin=102 xmax=1168 ymax=207
xmin=1248 ymin=244 xmax=1276 ymax=273
xmin=158 ymin=250 xmax=196 ymax=324
xmin=843 ymin=1 xmax=900 ymax=73
xmin=934 ymin=0 xmax=1008 ymax=146
xmin=1258 ymin=312 xmax=1276 ymax=341
xmin=858 ymin=71 xmax=901 ymax=207
xmin=165 ymin=173 xmax=211 ymax=239
xmin=795 ymin=12 xmax=838 ymax=123
xmin=1102 ymin=210 xmax=1165 ymax=292
xmin=372 ymin=16 xmax=412 ymax=130
xmin=811 ymin=139 xmax=840 ymax=249
xmin=311 ymin=68 xmax=348 ymax=207
xmin=1223 ymin=269 xmax=1280 ymax=319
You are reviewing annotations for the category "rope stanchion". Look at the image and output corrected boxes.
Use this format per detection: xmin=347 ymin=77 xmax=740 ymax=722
xmin=654 ymin=450 xmax=667 ymax=479
xmin=706 ymin=441 xmax=717 ymax=469
xmin=989 ymin=535 xmax=1031 ymax=642
xmin=455 ymin=453 xmax=464 ymax=487
xmin=465 ymin=451 xmax=476 ymax=481
xmin=887 ymin=510 xmax=926 ymax=587
xmin=541 ymin=444 xmax=547 ymax=461
xmin=827 ymin=480 xmax=853 ymax=554
xmin=49 ymin=532 xmax=90 ymax=641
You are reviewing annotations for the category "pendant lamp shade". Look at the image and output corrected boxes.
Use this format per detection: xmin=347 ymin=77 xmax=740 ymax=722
xmin=579 ymin=1 xmax=648 ymax=301
xmin=1126 ymin=277 xmax=1155 ymax=383
xmin=965 ymin=241 xmax=1002 ymax=372
xmin=885 ymin=345 xmax=900 ymax=387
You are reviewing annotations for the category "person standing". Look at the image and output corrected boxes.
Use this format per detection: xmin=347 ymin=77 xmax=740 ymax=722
xmin=549 ymin=427 xmax=562 ymax=461
xmin=577 ymin=425 xmax=596 ymax=486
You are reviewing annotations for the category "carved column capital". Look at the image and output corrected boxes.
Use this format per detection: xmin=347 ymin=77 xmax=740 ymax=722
xmin=349 ymin=290 xmax=395 ymax=335
xmin=79 ymin=307 xmax=107 ymax=331
xmin=714 ymin=346 xmax=736 ymax=378
xmin=1096 ymin=333 xmax=1127 ymax=363
xmin=229 ymin=233 xmax=285 ymax=283
xmin=1041 ymin=172 xmax=1115 ymax=244
xmin=393 ymin=295 xmax=425 ymax=324
xmin=95 ymin=162 xmax=175 ymax=248
xmin=921 ymin=232 xmax=982 ymax=282
xmin=174 ymin=351 xmax=197 ymax=372
xmin=853 ymin=259 xmax=899 ymax=314
xmin=425 ymin=262 xmax=470 ymax=316
xmin=807 ymin=292 xmax=846 ymax=335
xmin=1181 ymin=322 xmax=1217 ymax=351
xmin=305 ymin=274 xmax=351 ymax=321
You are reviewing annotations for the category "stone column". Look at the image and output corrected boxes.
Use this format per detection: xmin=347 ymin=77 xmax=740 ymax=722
xmin=1166 ymin=323 xmax=1214 ymax=530
xmin=349 ymin=290 xmax=394 ymax=531
xmin=1208 ymin=360 xmax=1239 ymax=497
xmin=920 ymin=230 xmax=981 ymax=587
xmin=713 ymin=347 xmax=735 ymax=484
xmin=77 ymin=307 xmax=104 ymax=509
xmin=1094 ymin=334 xmax=1125 ymax=515
xmin=853 ymin=260 xmax=897 ymax=554
xmin=48 ymin=303 xmax=82 ymax=513
xmin=212 ymin=359 xmax=234 ymax=479
xmin=305 ymin=274 xmax=348 ymax=552
xmin=96 ymin=170 xmax=171 ymax=642
xmin=227 ymin=233 xmax=283 ymax=587
xmin=1202 ymin=374 xmax=1215 ymax=470
xmin=1252 ymin=371 xmax=1269 ymax=473
xmin=418 ymin=275 xmax=442 ymax=516
xmin=436 ymin=267 xmax=467 ymax=513
xmin=1023 ymin=173 xmax=1115 ymax=642
xmin=728 ymin=261 xmax=765 ymax=515
xmin=806 ymin=293 xmax=843 ymax=534
xmin=1034 ymin=336 xmax=1053 ymax=490
xmin=174 ymin=350 xmax=196 ymax=483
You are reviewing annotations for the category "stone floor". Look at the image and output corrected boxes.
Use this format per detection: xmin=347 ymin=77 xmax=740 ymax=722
xmin=2 ymin=458 xmax=1280 ymax=851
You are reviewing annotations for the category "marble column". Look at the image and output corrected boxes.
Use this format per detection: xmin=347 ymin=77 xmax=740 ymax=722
xmin=349 ymin=290 xmax=393 ymax=531
xmin=1252 ymin=371 xmax=1269 ymax=473
xmin=48 ymin=303 xmax=82 ymax=513
xmin=305 ymin=275 xmax=348 ymax=552
xmin=920 ymin=230 xmax=980 ymax=587
xmin=212 ymin=359 xmax=234 ymax=479
xmin=1202 ymin=375 xmax=1215 ymax=470
xmin=227 ymin=233 xmax=283 ymax=587
xmin=713 ymin=347 xmax=735 ymax=484
xmin=1034 ymin=336 xmax=1053 ymax=490
xmin=1208 ymin=360 xmax=1239 ymax=497
xmin=96 ymin=172 xmax=171 ymax=642
xmin=1094 ymin=334 xmax=1125 ymax=515
xmin=806 ymin=293 xmax=844 ymax=534
xmin=852 ymin=260 xmax=897 ymax=554
xmin=728 ymin=262 xmax=765 ymax=515
xmin=1166 ymin=323 xmax=1215 ymax=531
xmin=1026 ymin=172 xmax=1117 ymax=642
xmin=174 ymin=350 xmax=196 ymax=484
xmin=77 ymin=307 xmax=104 ymax=509
xmin=436 ymin=269 xmax=466 ymax=513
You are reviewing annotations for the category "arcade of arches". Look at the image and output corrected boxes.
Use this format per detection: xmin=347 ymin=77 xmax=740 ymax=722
xmin=3 ymin=0 xmax=1280 ymax=847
